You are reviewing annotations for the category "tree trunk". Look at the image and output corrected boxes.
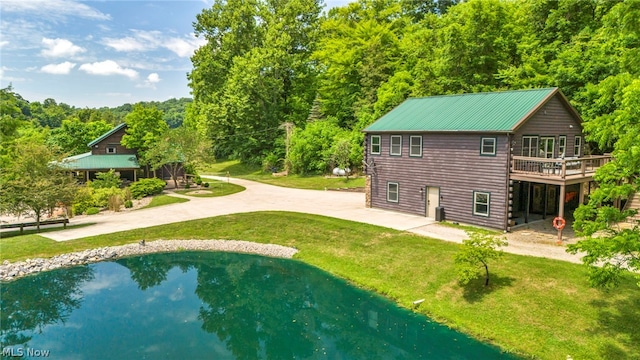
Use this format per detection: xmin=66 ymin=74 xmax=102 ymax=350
xmin=482 ymin=260 xmax=490 ymax=286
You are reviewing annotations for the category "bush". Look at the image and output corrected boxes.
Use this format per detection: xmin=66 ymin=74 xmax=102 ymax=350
xmin=129 ymin=178 xmax=166 ymax=199
xmin=93 ymin=187 xmax=124 ymax=209
xmin=195 ymin=176 xmax=202 ymax=185
xmin=85 ymin=207 xmax=100 ymax=215
xmin=72 ymin=186 xmax=95 ymax=216
xmin=90 ymin=169 xmax=122 ymax=189
xmin=203 ymin=182 xmax=210 ymax=188
xmin=185 ymin=183 xmax=191 ymax=189
xmin=124 ymin=200 xmax=133 ymax=208
xmin=123 ymin=187 xmax=133 ymax=202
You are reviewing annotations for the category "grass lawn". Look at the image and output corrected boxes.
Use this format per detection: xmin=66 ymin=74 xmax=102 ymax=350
xmin=203 ymin=159 xmax=365 ymax=190
xmin=173 ymin=180 xmax=245 ymax=197
xmin=140 ymin=194 xmax=189 ymax=209
xmin=1 ymin=211 xmax=638 ymax=359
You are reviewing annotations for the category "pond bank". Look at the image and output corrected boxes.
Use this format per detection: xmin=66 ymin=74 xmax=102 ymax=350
xmin=0 ymin=240 xmax=298 ymax=282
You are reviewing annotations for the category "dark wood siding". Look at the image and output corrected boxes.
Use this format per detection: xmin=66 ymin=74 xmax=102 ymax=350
xmin=512 ymin=95 xmax=583 ymax=157
xmin=91 ymin=127 xmax=137 ymax=156
xmin=367 ymin=133 xmax=509 ymax=230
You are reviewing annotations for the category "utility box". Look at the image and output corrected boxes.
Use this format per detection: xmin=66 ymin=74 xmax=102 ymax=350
xmin=435 ymin=207 xmax=445 ymax=222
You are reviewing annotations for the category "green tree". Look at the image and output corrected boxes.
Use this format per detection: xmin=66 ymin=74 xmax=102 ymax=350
xmin=146 ymin=126 xmax=213 ymax=188
xmin=568 ymin=79 xmax=640 ymax=289
xmin=47 ymin=118 xmax=112 ymax=155
xmin=121 ymin=104 xmax=169 ymax=170
xmin=287 ymin=120 xmax=347 ymax=174
xmin=0 ymin=141 xmax=77 ymax=229
xmin=454 ymin=231 xmax=508 ymax=286
xmin=188 ymin=0 xmax=322 ymax=163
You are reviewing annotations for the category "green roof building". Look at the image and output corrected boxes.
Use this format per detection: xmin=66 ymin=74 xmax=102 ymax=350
xmin=362 ymin=88 xmax=608 ymax=233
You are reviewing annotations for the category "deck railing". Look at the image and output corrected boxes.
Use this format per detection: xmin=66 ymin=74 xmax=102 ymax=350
xmin=511 ymin=155 xmax=611 ymax=179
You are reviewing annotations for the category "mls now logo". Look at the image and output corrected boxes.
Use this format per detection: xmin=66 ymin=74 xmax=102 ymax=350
xmin=2 ymin=347 xmax=51 ymax=357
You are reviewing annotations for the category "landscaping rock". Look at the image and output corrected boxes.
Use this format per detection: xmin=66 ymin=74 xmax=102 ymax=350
xmin=0 ymin=240 xmax=298 ymax=282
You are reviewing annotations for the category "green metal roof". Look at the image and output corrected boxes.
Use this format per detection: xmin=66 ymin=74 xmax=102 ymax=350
xmin=60 ymin=152 xmax=140 ymax=170
xmin=364 ymin=88 xmax=558 ymax=132
xmin=88 ymin=123 xmax=127 ymax=147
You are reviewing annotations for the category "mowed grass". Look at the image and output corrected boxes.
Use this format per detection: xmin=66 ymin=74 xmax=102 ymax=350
xmin=1 ymin=211 xmax=638 ymax=359
xmin=173 ymin=180 xmax=245 ymax=197
xmin=140 ymin=194 xmax=189 ymax=209
xmin=203 ymin=159 xmax=365 ymax=190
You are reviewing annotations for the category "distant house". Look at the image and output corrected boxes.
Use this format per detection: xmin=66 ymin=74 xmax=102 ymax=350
xmin=61 ymin=123 xmax=180 ymax=183
xmin=61 ymin=123 xmax=140 ymax=182
xmin=362 ymin=88 xmax=611 ymax=231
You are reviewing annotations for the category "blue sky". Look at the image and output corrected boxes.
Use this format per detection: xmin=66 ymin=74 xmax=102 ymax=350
xmin=0 ymin=0 xmax=349 ymax=108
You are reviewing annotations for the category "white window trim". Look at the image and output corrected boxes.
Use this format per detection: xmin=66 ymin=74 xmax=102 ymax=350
xmin=106 ymin=146 xmax=117 ymax=154
xmin=409 ymin=136 xmax=422 ymax=157
xmin=539 ymin=136 xmax=555 ymax=158
xmin=473 ymin=191 xmax=490 ymax=217
xmin=370 ymin=135 xmax=381 ymax=155
xmin=558 ymin=136 xmax=567 ymax=158
xmin=390 ymin=135 xmax=402 ymax=156
xmin=574 ymin=136 xmax=582 ymax=157
xmin=387 ymin=182 xmax=399 ymax=203
xmin=480 ymin=137 xmax=496 ymax=156
xmin=522 ymin=136 xmax=538 ymax=157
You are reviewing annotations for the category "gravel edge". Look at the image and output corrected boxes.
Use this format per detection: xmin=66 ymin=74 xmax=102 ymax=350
xmin=0 ymin=239 xmax=298 ymax=282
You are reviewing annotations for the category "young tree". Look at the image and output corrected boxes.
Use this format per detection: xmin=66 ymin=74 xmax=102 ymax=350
xmin=0 ymin=141 xmax=77 ymax=229
xmin=454 ymin=231 xmax=508 ymax=286
xmin=146 ymin=126 xmax=213 ymax=188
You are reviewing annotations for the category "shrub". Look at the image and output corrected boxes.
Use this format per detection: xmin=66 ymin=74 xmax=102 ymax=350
xmin=85 ymin=207 xmax=100 ymax=215
xmin=72 ymin=186 xmax=95 ymax=216
xmin=124 ymin=200 xmax=133 ymax=208
xmin=93 ymin=187 xmax=124 ymax=208
xmin=129 ymin=178 xmax=166 ymax=199
xmin=185 ymin=183 xmax=191 ymax=189
xmin=203 ymin=182 xmax=210 ymax=188
xmin=123 ymin=187 xmax=133 ymax=202
xmin=195 ymin=176 xmax=202 ymax=185
xmin=90 ymin=169 xmax=122 ymax=189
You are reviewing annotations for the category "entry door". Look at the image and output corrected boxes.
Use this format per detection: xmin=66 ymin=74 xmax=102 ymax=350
xmin=425 ymin=187 xmax=440 ymax=218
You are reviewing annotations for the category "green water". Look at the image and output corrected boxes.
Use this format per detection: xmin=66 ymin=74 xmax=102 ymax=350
xmin=1 ymin=252 xmax=516 ymax=359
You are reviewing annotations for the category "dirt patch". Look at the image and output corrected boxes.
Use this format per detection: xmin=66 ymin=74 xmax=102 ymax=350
xmin=506 ymin=219 xmax=578 ymax=246
xmin=183 ymin=190 xmax=212 ymax=195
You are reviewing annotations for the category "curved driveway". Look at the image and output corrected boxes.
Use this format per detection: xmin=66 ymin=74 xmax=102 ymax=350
xmin=41 ymin=176 xmax=583 ymax=263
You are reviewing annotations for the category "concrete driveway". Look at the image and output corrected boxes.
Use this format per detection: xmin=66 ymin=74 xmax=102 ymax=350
xmin=39 ymin=176 xmax=583 ymax=263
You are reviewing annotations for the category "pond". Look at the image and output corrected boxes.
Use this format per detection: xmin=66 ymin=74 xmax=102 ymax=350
xmin=1 ymin=252 xmax=516 ymax=359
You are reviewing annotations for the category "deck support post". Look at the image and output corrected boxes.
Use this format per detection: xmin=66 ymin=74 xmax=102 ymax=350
xmin=558 ymin=184 xmax=566 ymax=244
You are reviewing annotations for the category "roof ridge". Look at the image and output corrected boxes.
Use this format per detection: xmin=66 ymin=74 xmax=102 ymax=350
xmin=87 ymin=123 xmax=127 ymax=147
xmin=407 ymin=87 xmax=557 ymax=101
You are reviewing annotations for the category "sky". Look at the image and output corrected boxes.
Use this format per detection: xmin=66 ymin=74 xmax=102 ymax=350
xmin=0 ymin=0 xmax=349 ymax=109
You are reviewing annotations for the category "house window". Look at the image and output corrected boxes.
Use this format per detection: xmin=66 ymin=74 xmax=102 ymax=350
xmin=390 ymin=135 xmax=402 ymax=156
xmin=480 ymin=137 xmax=496 ymax=156
xmin=539 ymin=137 xmax=555 ymax=158
xmin=370 ymin=135 xmax=381 ymax=155
xmin=522 ymin=136 xmax=538 ymax=157
xmin=558 ymin=136 xmax=567 ymax=158
xmin=409 ymin=136 xmax=422 ymax=157
xmin=387 ymin=182 xmax=399 ymax=203
xmin=473 ymin=191 xmax=490 ymax=217
xmin=106 ymin=146 xmax=117 ymax=154
xmin=574 ymin=136 xmax=582 ymax=156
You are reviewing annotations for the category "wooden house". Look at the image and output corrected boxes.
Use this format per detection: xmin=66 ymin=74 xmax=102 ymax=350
xmin=61 ymin=123 xmax=180 ymax=183
xmin=362 ymin=88 xmax=610 ymax=231
xmin=62 ymin=123 xmax=140 ymax=182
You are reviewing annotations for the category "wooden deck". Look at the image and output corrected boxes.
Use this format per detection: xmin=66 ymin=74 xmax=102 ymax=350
xmin=510 ymin=155 xmax=611 ymax=185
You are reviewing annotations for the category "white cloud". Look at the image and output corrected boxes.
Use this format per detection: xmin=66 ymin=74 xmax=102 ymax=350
xmin=41 ymin=38 xmax=85 ymax=58
xmin=41 ymin=61 xmax=76 ymax=74
xmin=1 ymin=0 xmax=111 ymax=21
xmin=0 ymin=41 xmax=8 ymax=49
xmin=147 ymin=73 xmax=160 ymax=83
xmin=103 ymin=30 xmax=206 ymax=58
xmin=137 ymin=73 xmax=161 ymax=89
xmin=79 ymin=60 xmax=138 ymax=79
